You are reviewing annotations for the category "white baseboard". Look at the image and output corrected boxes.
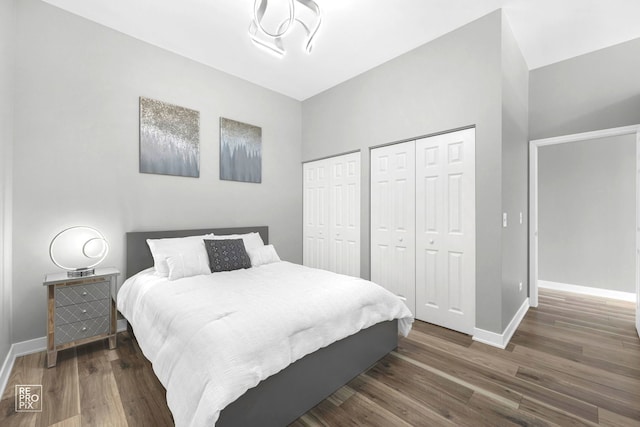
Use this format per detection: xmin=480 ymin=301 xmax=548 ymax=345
xmin=0 ymin=319 xmax=128 ymax=397
xmin=0 ymin=348 xmax=11 ymax=399
xmin=473 ymin=297 xmax=529 ymax=349
xmin=0 ymin=335 xmax=47 ymax=400
xmin=539 ymin=280 xmax=636 ymax=302
xmin=0 ymin=348 xmax=10 ymax=400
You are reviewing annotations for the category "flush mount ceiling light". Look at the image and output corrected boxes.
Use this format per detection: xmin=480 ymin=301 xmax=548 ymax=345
xmin=249 ymin=0 xmax=321 ymax=57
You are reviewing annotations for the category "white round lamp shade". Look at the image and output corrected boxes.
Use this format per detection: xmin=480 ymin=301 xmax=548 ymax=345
xmin=49 ymin=226 xmax=109 ymax=276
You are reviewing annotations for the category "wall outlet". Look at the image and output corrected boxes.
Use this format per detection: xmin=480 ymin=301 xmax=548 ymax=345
xmin=518 ymin=282 xmax=523 ymax=292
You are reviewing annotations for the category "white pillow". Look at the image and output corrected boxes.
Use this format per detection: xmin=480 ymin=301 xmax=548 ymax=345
xmin=146 ymin=234 xmax=214 ymax=276
xmin=248 ymin=244 xmax=281 ymax=267
xmin=166 ymin=252 xmax=211 ymax=281
xmin=213 ymin=232 xmax=265 ymax=252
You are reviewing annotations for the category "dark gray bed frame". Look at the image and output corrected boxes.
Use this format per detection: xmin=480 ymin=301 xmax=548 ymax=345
xmin=125 ymin=226 xmax=398 ymax=427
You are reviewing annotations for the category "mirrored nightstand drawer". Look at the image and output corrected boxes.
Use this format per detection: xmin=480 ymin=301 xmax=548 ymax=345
xmin=55 ymin=282 xmax=110 ymax=307
xmin=55 ymin=299 xmax=109 ymax=326
xmin=54 ymin=316 xmax=110 ymax=345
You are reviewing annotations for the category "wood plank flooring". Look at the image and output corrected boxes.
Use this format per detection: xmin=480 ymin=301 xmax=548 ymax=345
xmin=1 ymin=289 xmax=638 ymax=426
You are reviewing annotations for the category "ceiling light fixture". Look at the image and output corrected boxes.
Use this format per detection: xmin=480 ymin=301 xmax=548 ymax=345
xmin=249 ymin=0 xmax=321 ymax=57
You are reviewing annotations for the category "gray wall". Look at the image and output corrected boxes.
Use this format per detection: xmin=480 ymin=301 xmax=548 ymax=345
xmin=530 ymin=36 xmax=640 ymax=296
xmin=538 ymin=135 xmax=636 ymax=293
xmin=12 ymin=0 xmax=302 ymax=342
xmin=0 ymin=0 xmax=15 ymax=365
xmin=302 ymin=11 xmax=506 ymax=333
xmin=530 ymin=37 xmax=640 ymax=140
xmin=500 ymin=16 xmax=529 ymax=329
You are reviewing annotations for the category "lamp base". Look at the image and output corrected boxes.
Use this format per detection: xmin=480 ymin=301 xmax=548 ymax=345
xmin=67 ymin=268 xmax=95 ymax=278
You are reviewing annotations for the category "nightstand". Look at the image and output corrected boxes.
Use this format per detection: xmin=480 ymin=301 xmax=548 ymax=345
xmin=43 ymin=267 xmax=119 ymax=368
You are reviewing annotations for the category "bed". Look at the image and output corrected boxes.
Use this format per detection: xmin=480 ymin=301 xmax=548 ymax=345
xmin=120 ymin=226 xmax=413 ymax=427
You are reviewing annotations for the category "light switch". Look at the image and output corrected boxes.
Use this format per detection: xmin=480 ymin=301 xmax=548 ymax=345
xmin=519 ymin=212 xmax=523 ymax=224
xmin=502 ymin=213 xmax=507 ymax=227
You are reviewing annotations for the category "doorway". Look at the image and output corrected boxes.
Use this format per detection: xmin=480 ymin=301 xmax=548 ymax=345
xmin=529 ymin=124 xmax=640 ymax=337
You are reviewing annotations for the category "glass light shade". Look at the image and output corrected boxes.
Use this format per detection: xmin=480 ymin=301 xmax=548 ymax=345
xmin=49 ymin=226 xmax=109 ymax=277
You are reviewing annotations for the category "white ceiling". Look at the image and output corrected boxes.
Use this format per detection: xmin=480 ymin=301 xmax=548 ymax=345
xmin=41 ymin=0 xmax=640 ymax=101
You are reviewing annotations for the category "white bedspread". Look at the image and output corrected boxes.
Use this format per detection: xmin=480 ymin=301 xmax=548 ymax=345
xmin=117 ymin=261 xmax=413 ymax=427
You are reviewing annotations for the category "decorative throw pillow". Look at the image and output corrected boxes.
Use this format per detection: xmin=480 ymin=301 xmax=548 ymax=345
xmin=212 ymin=232 xmax=265 ymax=252
xmin=204 ymin=239 xmax=251 ymax=272
xmin=247 ymin=244 xmax=281 ymax=267
xmin=147 ymin=234 xmax=214 ymax=277
xmin=166 ymin=252 xmax=211 ymax=281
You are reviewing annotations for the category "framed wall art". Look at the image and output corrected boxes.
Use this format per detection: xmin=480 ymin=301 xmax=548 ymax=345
xmin=220 ymin=117 xmax=262 ymax=183
xmin=139 ymin=97 xmax=200 ymax=178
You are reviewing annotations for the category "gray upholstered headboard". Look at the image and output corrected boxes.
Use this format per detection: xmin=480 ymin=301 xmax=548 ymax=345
xmin=125 ymin=226 xmax=269 ymax=279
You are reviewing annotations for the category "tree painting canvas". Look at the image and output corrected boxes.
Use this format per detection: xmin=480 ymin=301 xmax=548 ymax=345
xmin=220 ymin=117 xmax=262 ymax=183
xmin=139 ymin=97 xmax=200 ymax=178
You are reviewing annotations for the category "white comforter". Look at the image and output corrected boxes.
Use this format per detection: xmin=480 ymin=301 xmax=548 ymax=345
xmin=117 ymin=261 xmax=413 ymax=427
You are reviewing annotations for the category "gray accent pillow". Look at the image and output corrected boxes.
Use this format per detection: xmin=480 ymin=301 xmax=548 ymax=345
xmin=204 ymin=239 xmax=251 ymax=272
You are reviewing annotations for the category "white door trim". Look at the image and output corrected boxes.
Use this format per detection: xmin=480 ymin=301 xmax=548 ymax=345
xmin=529 ymin=125 xmax=640 ymax=337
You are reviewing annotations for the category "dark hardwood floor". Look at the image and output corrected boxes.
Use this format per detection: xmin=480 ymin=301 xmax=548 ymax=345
xmin=1 ymin=289 xmax=639 ymax=426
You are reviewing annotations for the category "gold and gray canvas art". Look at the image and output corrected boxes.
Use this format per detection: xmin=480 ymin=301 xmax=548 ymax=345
xmin=220 ymin=117 xmax=262 ymax=183
xmin=139 ymin=97 xmax=200 ymax=178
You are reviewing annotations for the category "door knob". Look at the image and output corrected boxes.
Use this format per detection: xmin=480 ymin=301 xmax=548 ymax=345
xmin=398 ymin=237 xmax=403 ymax=242
xmin=429 ymin=239 xmax=434 ymax=244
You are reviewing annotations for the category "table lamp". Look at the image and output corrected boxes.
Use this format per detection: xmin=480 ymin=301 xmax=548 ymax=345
xmin=49 ymin=226 xmax=109 ymax=277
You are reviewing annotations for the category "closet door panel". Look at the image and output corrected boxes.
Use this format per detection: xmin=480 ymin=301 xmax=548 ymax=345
xmin=304 ymin=152 xmax=361 ymax=276
xmin=415 ymin=137 xmax=444 ymax=314
xmin=303 ymin=161 xmax=330 ymax=270
xmin=415 ymin=128 xmax=475 ymax=334
xmin=371 ymin=142 xmax=416 ymax=313
xmin=329 ymin=152 xmax=361 ymax=276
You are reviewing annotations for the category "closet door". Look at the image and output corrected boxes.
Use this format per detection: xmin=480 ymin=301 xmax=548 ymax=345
xmin=371 ymin=142 xmax=416 ymax=313
xmin=304 ymin=152 xmax=361 ymax=276
xmin=329 ymin=152 xmax=361 ymax=276
xmin=415 ymin=128 xmax=475 ymax=334
xmin=303 ymin=160 xmax=330 ymax=270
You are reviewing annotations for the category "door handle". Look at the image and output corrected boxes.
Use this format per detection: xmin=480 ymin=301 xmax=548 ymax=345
xmin=429 ymin=239 xmax=435 ymax=244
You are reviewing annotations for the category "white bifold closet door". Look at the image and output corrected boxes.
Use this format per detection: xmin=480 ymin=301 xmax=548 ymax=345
xmin=371 ymin=128 xmax=475 ymax=335
xmin=303 ymin=159 xmax=330 ymax=270
xmin=303 ymin=152 xmax=361 ymax=277
xmin=415 ymin=129 xmax=475 ymax=334
xmin=370 ymin=142 xmax=417 ymax=313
